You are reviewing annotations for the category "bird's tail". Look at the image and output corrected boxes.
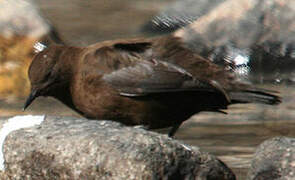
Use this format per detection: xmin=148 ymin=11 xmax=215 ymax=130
xmin=229 ymin=87 xmax=281 ymax=105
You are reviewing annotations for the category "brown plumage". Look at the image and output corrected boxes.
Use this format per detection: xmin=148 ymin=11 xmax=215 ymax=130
xmin=24 ymin=35 xmax=281 ymax=137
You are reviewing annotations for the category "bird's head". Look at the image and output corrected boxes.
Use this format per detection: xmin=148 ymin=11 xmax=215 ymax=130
xmin=23 ymin=45 xmax=67 ymax=110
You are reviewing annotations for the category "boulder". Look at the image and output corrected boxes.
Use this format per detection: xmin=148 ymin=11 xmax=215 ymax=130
xmin=247 ymin=136 xmax=295 ymax=180
xmin=145 ymin=0 xmax=295 ymax=83
xmin=142 ymin=0 xmax=225 ymax=34
xmin=0 ymin=115 xmax=235 ymax=180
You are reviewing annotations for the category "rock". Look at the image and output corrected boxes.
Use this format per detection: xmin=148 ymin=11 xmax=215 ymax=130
xmin=142 ymin=0 xmax=225 ymax=34
xmin=247 ymin=136 xmax=295 ymax=180
xmin=0 ymin=0 xmax=49 ymax=38
xmin=0 ymin=0 xmax=63 ymax=99
xmin=145 ymin=0 xmax=295 ymax=84
xmin=1 ymin=115 xmax=235 ymax=180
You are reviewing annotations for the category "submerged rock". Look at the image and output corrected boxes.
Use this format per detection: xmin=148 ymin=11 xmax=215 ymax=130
xmin=1 ymin=116 xmax=235 ymax=179
xmin=247 ymin=136 xmax=295 ymax=180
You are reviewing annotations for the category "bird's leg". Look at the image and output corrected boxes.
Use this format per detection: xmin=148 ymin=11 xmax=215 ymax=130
xmin=168 ymin=123 xmax=192 ymax=151
xmin=168 ymin=123 xmax=182 ymax=137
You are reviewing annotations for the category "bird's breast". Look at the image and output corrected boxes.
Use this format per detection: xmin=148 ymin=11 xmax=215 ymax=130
xmin=71 ymin=77 xmax=154 ymax=125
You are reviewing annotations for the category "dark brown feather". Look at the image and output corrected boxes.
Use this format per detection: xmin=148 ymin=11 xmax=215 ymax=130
xmin=24 ymin=34 xmax=281 ymax=137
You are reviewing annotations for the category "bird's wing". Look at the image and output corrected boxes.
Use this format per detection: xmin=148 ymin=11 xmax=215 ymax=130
xmin=95 ymin=42 xmax=230 ymax=102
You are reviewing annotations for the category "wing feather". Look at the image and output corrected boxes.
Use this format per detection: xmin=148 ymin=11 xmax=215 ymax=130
xmin=94 ymin=41 xmax=230 ymax=103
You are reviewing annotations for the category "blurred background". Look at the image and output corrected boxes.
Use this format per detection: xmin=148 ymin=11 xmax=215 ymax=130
xmin=1 ymin=0 xmax=295 ymax=179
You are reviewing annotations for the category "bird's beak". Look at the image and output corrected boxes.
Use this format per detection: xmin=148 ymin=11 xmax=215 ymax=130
xmin=23 ymin=89 xmax=39 ymax=111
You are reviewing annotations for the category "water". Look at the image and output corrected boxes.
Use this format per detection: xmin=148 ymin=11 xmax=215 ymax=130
xmin=2 ymin=0 xmax=294 ymax=179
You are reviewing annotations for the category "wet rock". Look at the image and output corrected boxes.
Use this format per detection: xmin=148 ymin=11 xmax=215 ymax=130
xmin=0 ymin=0 xmax=62 ymax=99
xmin=145 ymin=0 xmax=295 ymax=83
xmin=247 ymin=136 xmax=295 ymax=180
xmin=2 ymin=116 xmax=235 ymax=180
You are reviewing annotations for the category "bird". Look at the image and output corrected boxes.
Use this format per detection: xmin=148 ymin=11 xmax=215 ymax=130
xmin=23 ymin=34 xmax=281 ymax=137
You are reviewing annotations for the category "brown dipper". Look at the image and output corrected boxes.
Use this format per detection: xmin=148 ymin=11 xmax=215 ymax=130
xmin=23 ymin=35 xmax=281 ymax=137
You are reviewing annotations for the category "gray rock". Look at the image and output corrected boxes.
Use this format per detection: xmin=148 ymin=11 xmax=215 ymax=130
xmin=0 ymin=0 xmax=64 ymax=45
xmin=175 ymin=0 xmax=295 ymax=49
xmin=0 ymin=0 xmax=49 ymax=38
xmin=142 ymin=0 xmax=225 ymax=33
xmin=247 ymin=136 xmax=295 ymax=180
xmin=145 ymin=0 xmax=295 ymax=84
xmin=2 ymin=116 xmax=235 ymax=180
xmin=175 ymin=0 xmax=295 ymax=84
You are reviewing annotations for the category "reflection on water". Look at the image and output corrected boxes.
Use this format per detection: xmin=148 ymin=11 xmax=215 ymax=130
xmin=2 ymin=0 xmax=295 ymax=179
